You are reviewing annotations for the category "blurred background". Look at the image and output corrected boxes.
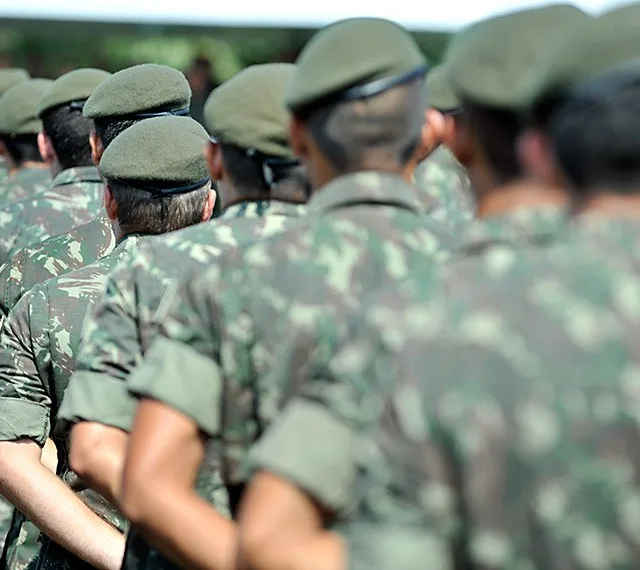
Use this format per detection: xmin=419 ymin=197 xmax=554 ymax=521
xmin=0 ymin=0 xmax=623 ymax=124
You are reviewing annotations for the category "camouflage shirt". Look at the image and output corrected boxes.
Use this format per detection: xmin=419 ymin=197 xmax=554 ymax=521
xmin=0 ymin=212 xmax=116 ymax=319
xmin=0 ymin=166 xmax=50 ymax=206
xmin=126 ymin=171 xmax=457 ymax=502
xmin=0 ymin=235 xmax=143 ymax=570
xmin=59 ymin=199 xmax=305 ymax=570
xmin=414 ymin=146 xmax=475 ymax=235
xmin=0 ymin=157 xmax=8 ymax=186
xmin=0 ymin=166 xmax=103 ymax=266
xmin=249 ymin=213 xmax=640 ymax=570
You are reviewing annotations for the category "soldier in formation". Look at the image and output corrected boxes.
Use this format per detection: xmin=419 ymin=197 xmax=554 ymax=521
xmin=0 ymin=3 xmax=637 ymax=570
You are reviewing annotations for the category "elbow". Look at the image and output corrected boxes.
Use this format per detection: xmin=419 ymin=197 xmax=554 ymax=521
xmin=69 ymin=426 xmax=101 ymax=482
xmin=238 ymin=520 xmax=282 ymax=570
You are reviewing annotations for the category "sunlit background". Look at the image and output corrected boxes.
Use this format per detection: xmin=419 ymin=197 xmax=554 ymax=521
xmin=0 ymin=0 xmax=631 ymax=124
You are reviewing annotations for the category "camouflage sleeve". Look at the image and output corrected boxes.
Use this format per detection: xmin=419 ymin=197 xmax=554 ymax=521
xmin=126 ymin=263 xmax=227 ymax=437
xmin=0 ymin=286 xmax=52 ymax=445
xmin=249 ymin=314 xmax=386 ymax=514
xmin=58 ymin=251 xmax=141 ymax=431
xmin=0 ymin=203 xmax=24 ymax=267
xmin=0 ymin=250 xmax=24 ymax=318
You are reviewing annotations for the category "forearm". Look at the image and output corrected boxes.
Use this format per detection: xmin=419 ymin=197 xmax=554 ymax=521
xmin=70 ymin=426 xmax=127 ymax=507
xmin=0 ymin=444 xmax=125 ymax=570
xmin=129 ymin=485 xmax=236 ymax=570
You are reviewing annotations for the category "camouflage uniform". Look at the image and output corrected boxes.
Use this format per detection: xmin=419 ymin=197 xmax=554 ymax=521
xmin=415 ymin=146 xmax=475 ymax=234
xmin=0 ymin=166 xmax=103 ymax=266
xmin=251 ymin=216 xmax=640 ymax=570
xmin=0 ymin=166 xmax=50 ymax=206
xmin=0 ymin=212 xmax=115 ymax=318
xmin=0 ymin=157 xmax=8 ymax=185
xmin=59 ymin=199 xmax=305 ymax=570
xmin=0 ymin=235 xmax=143 ymax=570
xmin=127 ymin=172 xmax=456 ymax=503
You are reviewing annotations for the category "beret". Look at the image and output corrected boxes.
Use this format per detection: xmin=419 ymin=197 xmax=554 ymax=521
xmin=37 ymin=68 xmax=111 ymax=117
xmin=527 ymin=3 xmax=640 ymax=108
xmin=205 ymin=63 xmax=295 ymax=159
xmin=446 ymin=4 xmax=589 ymax=110
xmin=0 ymin=68 xmax=30 ymax=96
xmin=84 ymin=63 xmax=192 ymax=120
xmin=0 ymin=79 xmax=54 ymax=135
xmin=99 ymin=115 xmax=210 ymax=195
xmin=425 ymin=63 xmax=459 ymax=112
xmin=286 ymin=17 xmax=427 ymax=113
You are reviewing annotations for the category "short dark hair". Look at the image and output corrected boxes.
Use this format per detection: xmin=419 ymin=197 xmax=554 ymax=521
xmin=1 ymin=134 xmax=43 ymax=166
xmin=108 ymin=180 xmax=210 ymax=235
xmin=41 ymin=104 xmax=94 ymax=169
xmin=94 ymin=117 xmax=141 ymax=149
xmin=549 ymin=78 xmax=640 ymax=194
xmin=220 ymin=142 xmax=312 ymax=200
xmin=461 ymin=101 xmax=523 ymax=184
xmin=299 ymin=78 xmax=426 ymax=172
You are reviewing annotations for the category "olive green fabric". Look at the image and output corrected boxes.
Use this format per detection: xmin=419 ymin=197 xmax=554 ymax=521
xmin=527 ymin=3 xmax=640 ymax=107
xmin=99 ymin=116 xmax=209 ymax=189
xmin=83 ymin=63 xmax=191 ymax=120
xmin=0 ymin=69 xmax=30 ymax=96
xmin=37 ymin=68 xmax=111 ymax=117
xmin=0 ymin=79 xmax=53 ymax=136
xmin=446 ymin=4 xmax=589 ymax=110
xmin=205 ymin=63 xmax=295 ymax=158
xmin=286 ymin=17 xmax=426 ymax=112
xmin=426 ymin=63 xmax=459 ymax=112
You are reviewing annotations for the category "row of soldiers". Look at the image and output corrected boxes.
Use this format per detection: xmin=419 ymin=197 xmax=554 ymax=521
xmin=0 ymin=0 xmax=637 ymax=568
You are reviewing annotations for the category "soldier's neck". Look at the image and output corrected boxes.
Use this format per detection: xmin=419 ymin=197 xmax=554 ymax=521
xmin=477 ymin=179 xmax=569 ymax=219
xmin=577 ymin=192 xmax=640 ymax=219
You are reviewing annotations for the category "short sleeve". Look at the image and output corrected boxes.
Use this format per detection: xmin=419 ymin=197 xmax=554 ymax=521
xmin=0 ymin=287 xmax=52 ymax=445
xmin=59 ymin=258 xmax=141 ymax=431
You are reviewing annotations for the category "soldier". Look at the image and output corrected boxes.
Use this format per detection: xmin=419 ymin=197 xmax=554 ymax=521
xmin=58 ymin=63 xmax=308 ymax=570
xmin=0 ymin=64 xmax=194 ymax=319
xmin=238 ymin=5 xmax=640 ymax=570
xmin=116 ymin=17 xmax=454 ymax=570
xmin=0 ymin=68 xmax=30 ymax=184
xmin=0 ymin=79 xmax=52 ymax=205
xmin=414 ymin=63 xmax=475 ymax=234
xmin=0 ymin=68 xmax=110 ymax=265
xmin=0 ymin=116 xmax=214 ymax=570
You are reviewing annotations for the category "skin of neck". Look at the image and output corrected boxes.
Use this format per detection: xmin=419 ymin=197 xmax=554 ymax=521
xmin=575 ymin=191 xmax=640 ymax=219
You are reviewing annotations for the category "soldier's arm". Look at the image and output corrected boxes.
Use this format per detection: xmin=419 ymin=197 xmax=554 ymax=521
xmin=61 ymin=259 xmax=142 ymax=506
xmin=0 ymin=290 xmax=125 ymax=570
xmin=122 ymin=265 xmax=235 ymax=570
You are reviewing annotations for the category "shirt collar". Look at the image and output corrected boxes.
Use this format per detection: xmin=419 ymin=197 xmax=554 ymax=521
xmin=220 ymin=199 xmax=306 ymax=220
xmin=307 ymin=171 xmax=423 ymax=215
xmin=456 ymin=205 xmax=570 ymax=256
xmin=51 ymin=166 xmax=102 ymax=188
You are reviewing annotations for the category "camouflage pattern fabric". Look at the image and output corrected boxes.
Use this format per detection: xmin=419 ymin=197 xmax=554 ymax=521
xmin=59 ymin=199 xmax=305 ymax=570
xmin=414 ymin=146 xmax=475 ymax=235
xmin=0 ymin=166 xmax=50 ymax=206
xmin=0 ymin=212 xmax=116 ymax=319
xmin=249 ymin=213 xmax=640 ymax=570
xmin=0 ymin=157 xmax=8 ymax=186
xmin=0 ymin=166 xmax=103 ymax=266
xmin=126 ymin=171 xmax=457 ymax=501
xmin=0 ymin=235 xmax=143 ymax=570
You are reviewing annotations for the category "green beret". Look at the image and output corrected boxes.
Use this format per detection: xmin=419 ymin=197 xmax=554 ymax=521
xmin=99 ymin=116 xmax=210 ymax=195
xmin=0 ymin=68 xmax=30 ymax=96
xmin=205 ymin=63 xmax=295 ymax=159
xmin=84 ymin=63 xmax=192 ymax=121
xmin=37 ymin=68 xmax=111 ymax=117
xmin=446 ymin=4 xmax=589 ymax=110
xmin=0 ymin=79 xmax=54 ymax=136
xmin=426 ymin=64 xmax=459 ymax=112
xmin=286 ymin=17 xmax=427 ymax=113
xmin=527 ymin=3 xmax=640 ymax=108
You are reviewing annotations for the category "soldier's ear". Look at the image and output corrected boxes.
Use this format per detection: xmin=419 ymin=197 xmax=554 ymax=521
xmin=518 ymin=128 xmax=562 ymax=189
xmin=89 ymin=132 xmax=104 ymax=166
xmin=204 ymin=140 xmax=223 ymax=182
xmin=37 ymin=132 xmax=54 ymax=165
xmin=202 ymin=186 xmax=217 ymax=222
xmin=289 ymin=116 xmax=308 ymax=160
xmin=415 ymin=109 xmax=445 ymax=162
xmin=104 ymin=184 xmax=118 ymax=221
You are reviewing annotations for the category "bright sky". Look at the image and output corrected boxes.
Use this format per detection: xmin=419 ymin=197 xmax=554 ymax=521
xmin=0 ymin=0 xmax=631 ymax=30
